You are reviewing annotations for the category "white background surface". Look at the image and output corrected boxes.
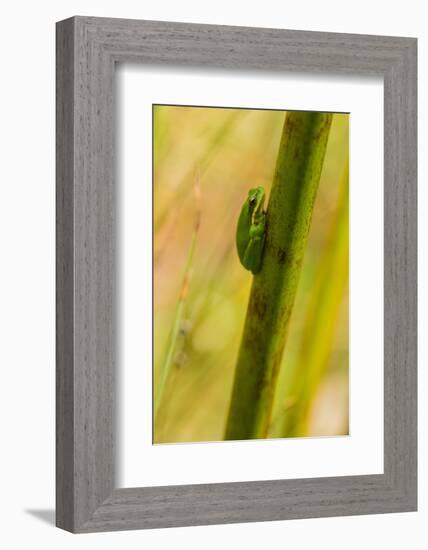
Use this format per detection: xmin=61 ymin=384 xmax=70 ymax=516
xmin=0 ymin=1 xmax=425 ymax=548
xmin=118 ymin=67 xmax=384 ymax=487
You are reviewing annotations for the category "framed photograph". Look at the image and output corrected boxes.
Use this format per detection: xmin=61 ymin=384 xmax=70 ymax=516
xmin=56 ymin=16 xmax=417 ymax=532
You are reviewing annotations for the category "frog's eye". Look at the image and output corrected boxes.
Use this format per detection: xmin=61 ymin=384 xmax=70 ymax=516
xmin=249 ymin=197 xmax=257 ymax=206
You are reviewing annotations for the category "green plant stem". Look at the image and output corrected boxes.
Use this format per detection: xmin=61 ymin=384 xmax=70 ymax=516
xmin=154 ymin=232 xmax=197 ymax=422
xmin=154 ymin=180 xmax=201 ymax=424
xmin=224 ymin=111 xmax=333 ymax=440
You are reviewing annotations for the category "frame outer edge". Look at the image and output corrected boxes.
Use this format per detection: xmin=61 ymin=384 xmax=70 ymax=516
xmin=383 ymin=38 xmax=417 ymax=511
xmin=72 ymin=15 xmax=116 ymax=532
xmin=56 ymin=16 xmax=76 ymax=532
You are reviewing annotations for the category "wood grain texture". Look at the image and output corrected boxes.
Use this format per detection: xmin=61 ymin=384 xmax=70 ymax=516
xmin=56 ymin=16 xmax=417 ymax=533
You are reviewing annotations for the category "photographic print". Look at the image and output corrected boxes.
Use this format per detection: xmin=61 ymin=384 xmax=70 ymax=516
xmin=153 ymin=105 xmax=349 ymax=444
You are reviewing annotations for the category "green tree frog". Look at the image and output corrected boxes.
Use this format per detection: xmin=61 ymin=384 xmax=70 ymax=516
xmin=236 ymin=186 xmax=267 ymax=274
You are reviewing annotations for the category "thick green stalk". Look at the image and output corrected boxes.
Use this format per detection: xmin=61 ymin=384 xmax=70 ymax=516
xmin=224 ymin=111 xmax=333 ymax=440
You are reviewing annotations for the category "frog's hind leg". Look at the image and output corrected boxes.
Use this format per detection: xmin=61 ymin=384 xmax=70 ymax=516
xmin=243 ymin=236 xmax=263 ymax=275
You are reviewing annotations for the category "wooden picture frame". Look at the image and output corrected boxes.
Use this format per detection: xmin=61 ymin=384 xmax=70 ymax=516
xmin=56 ymin=16 xmax=417 ymax=533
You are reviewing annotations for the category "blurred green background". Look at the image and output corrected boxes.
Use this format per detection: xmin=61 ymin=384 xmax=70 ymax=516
xmin=153 ymin=105 xmax=349 ymax=443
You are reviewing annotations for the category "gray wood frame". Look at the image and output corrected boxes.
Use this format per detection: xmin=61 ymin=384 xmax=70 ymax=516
xmin=56 ymin=16 xmax=417 ymax=533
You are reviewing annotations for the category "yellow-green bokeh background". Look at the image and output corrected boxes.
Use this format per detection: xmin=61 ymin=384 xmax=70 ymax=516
xmin=154 ymin=105 xmax=349 ymax=443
